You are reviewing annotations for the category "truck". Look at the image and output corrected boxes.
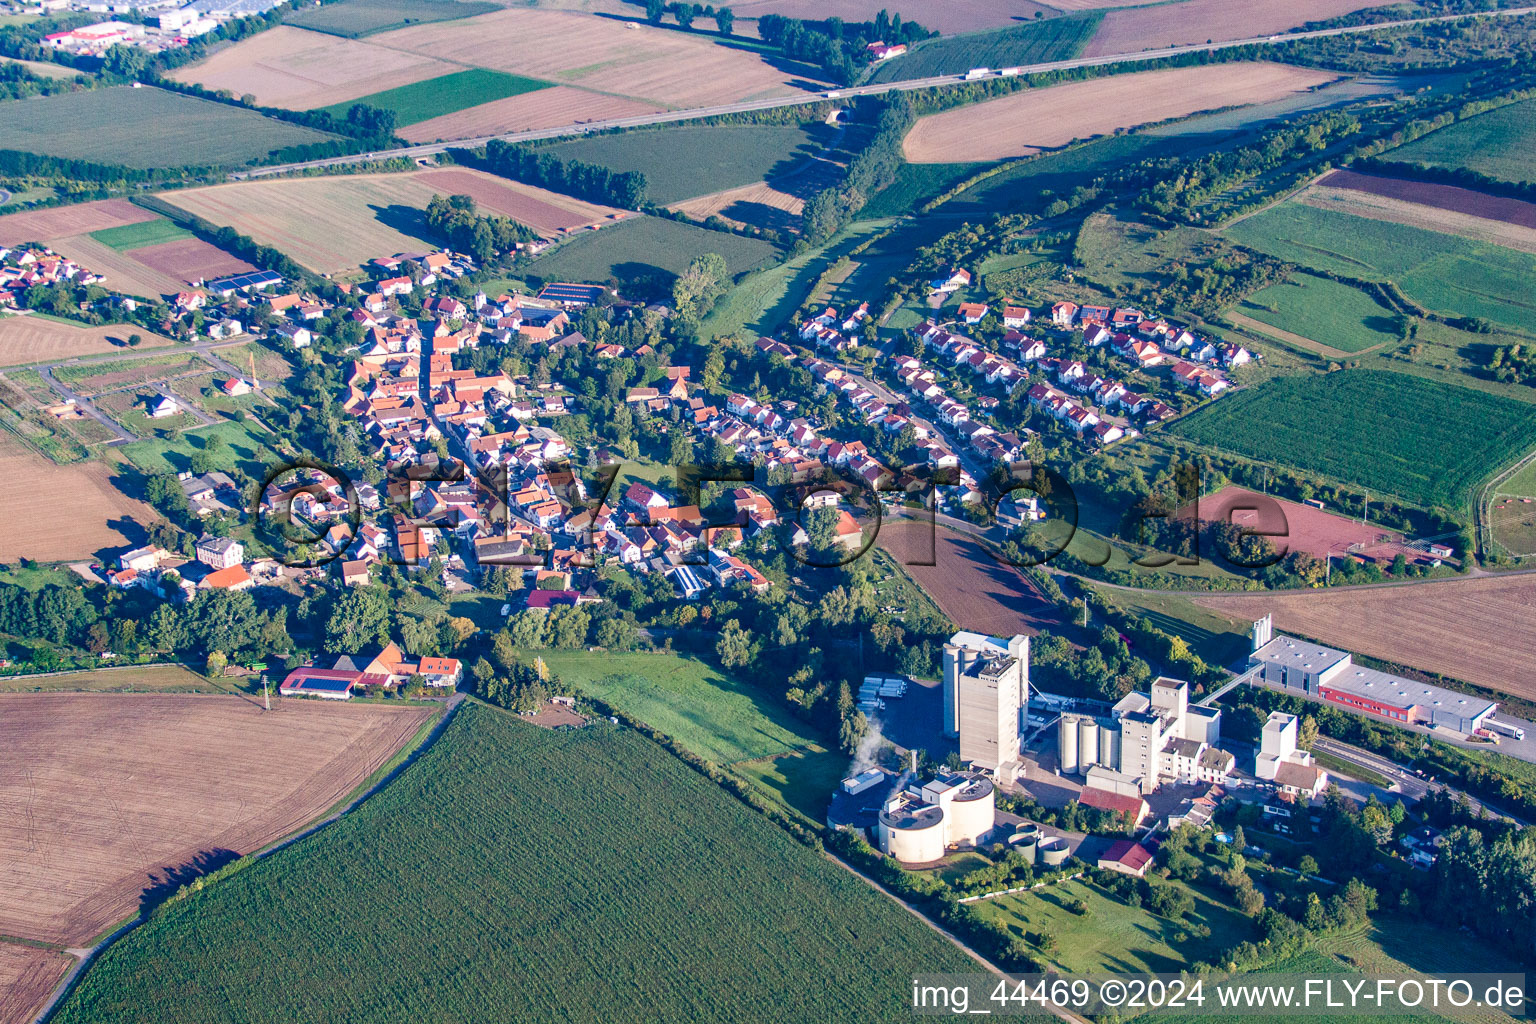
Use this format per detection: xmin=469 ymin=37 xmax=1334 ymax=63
xmin=1489 ymin=718 xmax=1526 ymax=740
xmin=824 ymin=90 xmax=843 ymax=98
xmin=998 ymin=67 xmax=1022 ymax=77
xmin=963 ymin=67 xmax=992 ymax=81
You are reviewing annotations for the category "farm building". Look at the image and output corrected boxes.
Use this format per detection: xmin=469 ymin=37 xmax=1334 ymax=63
xmin=206 ymin=269 xmax=281 ymax=297
xmin=1248 ymin=617 xmax=1496 ymax=734
xmin=278 ymin=667 xmax=359 ymax=699
xmin=537 ymin=282 xmax=606 ymax=307
xmin=1097 ymin=839 xmax=1154 ymax=877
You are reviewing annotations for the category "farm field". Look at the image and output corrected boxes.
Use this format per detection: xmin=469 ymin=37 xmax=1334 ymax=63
xmin=0 ymin=437 xmax=154 ymax=561
xmin=0 ymin=945 xmax=70 ymax=1024
xmin=1224 ymin=201 xmax=1536 ymax=334
xmin=670 ymin=180 xmax=806 ymax=233
xmin=397 ymin=85 xmax=658 ymax=144
xmin=283 ymin=0 xmax=497 ymax=38
xmin=536 ymin=123 xmax=830 ymax=206
xmin=370 ymin=8 xmax=820 ymax=108
xmin=89 ymin=218 xmax=193 ymax=252
xmin=0 ymin=86 xmax=336 ymax=170
xmin=861 ymin=161 xmax=990 ymax=218
xmin=1194 ymin=575 xmax=1536 ymax=699
xmin=0 ymin=318 xmax=175 ymax=367
xmin=0 ymin=664 xmax=220 ymax=694
xmin=39 ymin=214 xmax=256 ymax=297
xmin=1082 ymin=0 xmax=1388 ymax=56
xmin=54 ymin=352 xmax=205 ymax=394
xmin=0 ymin=692 xmax=437 ymax=945
xmin=902 ymin=63 xmax=1337 ymax=163
xmin=1489 ymin=460 xmax=1536 ymax=557
xmin=526 ymin=215 xmax=780 ymax=287
xmin=972 ymin=877 xmax=1252 ymax=974
xmin=1185 ymin=486 xmax=1424 ymax=565
xmin=161 ymin=170 xmax=617 ymax=273
xmin=50 ymin=705 xmax=978 ymax=1024
xmin=533 ymin=649 xmax=822 ymax=766
xmin=1299 ymin=170 xmax=1536 ymax=254
xmin=169 ymin=26 xmax=459 ymax=110
xmin=116 ymin=416 xmax=276 ymax=477
xmin=0 ymin=198 xmax=158 ymax=245
xmin=728 ymin=0 xmax=1060 ymax=33
xmin=317 ymin=68 xmax=550 ymax=126
xmin=1234 ymin=273 xmax=1401 ymax=354
xmin=868 ymin=14 xmax=1101 ymax=83
xmin=878 ymin=520 xmax=1061 ymax=638
xmin=1 ymin=53 xmax=79 ymax=78
xmin=1383 ymin=97 xmax=1536 ymax=185
xmin=1167 ymin=369 xmax=1536 ymax=509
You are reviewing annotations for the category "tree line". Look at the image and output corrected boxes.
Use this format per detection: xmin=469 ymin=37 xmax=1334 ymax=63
xmin=470 ymin=140 xmax=648 ymax=209
xmin=757 ymin=10 xmax=935 ymax=87
xmin=800 ymin=94 xmax=914 ymax=243
xmin=424 ymin=193 xmax=537 ymax=263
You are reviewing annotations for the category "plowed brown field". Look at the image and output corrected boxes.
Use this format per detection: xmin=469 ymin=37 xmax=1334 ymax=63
xmin=1193 ymin=575 xmax=1536 ymax=698
xmin=45 ymin=232 xmax=183 ymax=299
xmin=0 ymin=318 xmax=174 ymax=366
xmin=879 ymin=520 xmax=1066 ymax=636
xmin=0 ymin=439 xmax=155 ymax=561
xmin=0 ymin=692 xmax=437 ymax=946
xmin=1301 ymin=170 xmax=1536 ymax=254
xmin=130 ymin=237 xmax=257 ymax=285
xmin=903 ymin=63 xmax=1337 ymax=163
xmin=669 ymin=180 xmax=805 ymax=232
xmin=0 ymin=199 xmax=155 ymax=245
xmin=399 ymin=86 xmax=659 ymax=144
xmin=0 ymin=945 xmax=70 ymax=1024
xmin=1083 ymin=0 xmax=1387 ymax=56
xmin=411 ymin=168 xmax=619 ymax=230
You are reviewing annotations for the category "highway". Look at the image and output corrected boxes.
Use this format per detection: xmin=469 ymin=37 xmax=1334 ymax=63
xmin=231 ymin=4 xmax=1536 ymax=181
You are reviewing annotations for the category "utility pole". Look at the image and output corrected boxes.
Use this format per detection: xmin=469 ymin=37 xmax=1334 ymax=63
xmin=262 ymin=676 xmax=271 ymax=711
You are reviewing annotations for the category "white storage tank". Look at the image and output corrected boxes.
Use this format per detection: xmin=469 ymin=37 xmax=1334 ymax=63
xmin=1078 ymin=717 xmax=1099 ymax=771
xmin=879 ymin=799 xmax=946 ymax=863
xmin=1099 ymin=723 xmax=1120 ymax=773
xmin=946 ymin=775 xmax=995 ymax=846
xmin=1059 ymin=715 xmax=1080 ymax=775
xmin=1009 ymin=832 xmax=1038 ymax=864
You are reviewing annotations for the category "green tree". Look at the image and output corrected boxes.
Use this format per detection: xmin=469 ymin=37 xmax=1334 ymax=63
xmin=674 ymin=1 xmax=696 ymax=28
xmin=646 ymin=0 xmax=665 ymax=22
xmin=714 ymin=5 xmax=734 ymax=33
xmin=1298 ymin=854 xmax=1319 ymax=875
xmin=205 ymin=649 xmax=227 ymax=677
xmin=715 ymin=618 xmax=754 ymax=668
xmin=325 ymin=586 xmax=391 ymax=653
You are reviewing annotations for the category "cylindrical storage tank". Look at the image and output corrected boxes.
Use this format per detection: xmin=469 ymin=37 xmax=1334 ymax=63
xmin=1099 ymin=723 xmax=1120 ymax=773
xmin=947 ymin=779 xmax=995 ymax=846
xmin=1078 ymin=717 xmax=1099 ymax=771
xmin=1013 ymin=822 xmax=1040 ymax=842
xmin=1059 ymin=716 xmax=1079 ymax=775
xmin=880 ymin=805 xmax=946 ymax=864
xmin=1011 ymin=833 xmax=1038 ymax=864
xmin=1039 ymin=836 xmax=1069 ymax=866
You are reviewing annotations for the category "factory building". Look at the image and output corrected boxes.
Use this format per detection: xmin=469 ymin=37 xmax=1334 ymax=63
xmin=1248 ymin=615 xmax=1496 ymax=735
xmin=1057 ymin=677 xmax=1223 ymax=794
xmin=943 ymin=631 xmax=1028 ymax=778
xmin=1255 ymin=711 xmax=1328 ymax=799
xmin=877 ymin=772 xmax=996 ymax=864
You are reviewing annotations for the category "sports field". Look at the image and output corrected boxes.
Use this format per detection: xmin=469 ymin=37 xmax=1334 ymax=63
xmin=1082 ymin=0 xmax=1388 ymax=56
xmin=1384 ymin=97 xmax=1536 ymax=186
xmin=1167 ymin=369 xmax=1536 ymax=509
xmin=1225 ymin=201 xmax=1536 ymax=334
xmin=534 ymin=650 xmax=822 ymax=765
xmin=526 ymin=215 xmax=780 ymax=286
xmin=283 ymin=0 xmax=497 ymax=38
xmin=0 ymin=86 xmax=336 ymax=169
xmin=1234 ymin=273 xmax=1401 ymax=354
xmin=317 ymin=68 xmax=551 ymax=126
xmin=0 ymin=692 xmax=437 ymax=946
xmin=536 ymin=123 xmax=828 ymax=205
xmin=902 ymin=63 xmax=1336 ymax=162
xmin=868 ymin=14 xmax=1101 ymax=82
xmin=50 ymin=705 xmax=977 ymax=1024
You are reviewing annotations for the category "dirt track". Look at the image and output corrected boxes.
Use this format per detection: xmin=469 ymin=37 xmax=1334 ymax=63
xmin=0 ymin=692 xmax=435 ymax=946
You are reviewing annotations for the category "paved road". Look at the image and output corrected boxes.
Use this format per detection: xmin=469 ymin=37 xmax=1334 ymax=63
xmin=33 ymin=364 xmax=138 ymax=444
xmin=231 ymin=5 xmax=1536 ymax=181
xmin=30 ymin=691 xmax=465 ymax=1024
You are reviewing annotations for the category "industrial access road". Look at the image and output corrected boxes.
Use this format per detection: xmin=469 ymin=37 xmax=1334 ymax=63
xmin=232 ymin=5 xmax=1536 ymax=181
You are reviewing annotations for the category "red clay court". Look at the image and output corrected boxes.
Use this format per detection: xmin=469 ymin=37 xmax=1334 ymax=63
xmin=1187 ymin=486 xmax=1437 ymax=566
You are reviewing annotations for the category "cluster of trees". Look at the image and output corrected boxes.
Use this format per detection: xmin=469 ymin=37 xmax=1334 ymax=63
xmin=995 ymin=786 xmax=1139 ymax=835
xmin=424 ymin=193 xmax=537 ymax=263
xmin=1484 ymin=342 xmax=1536 ymax=387
xmin=0 ymin=58 xmax=88 ymax=102
xmin=801 ymin=94 xmax=915 ymax=242
xmin=757 ymin=11 xmax=934 ymax=86
xmin=477 ymin=140 xmax=647 ymax=209
xmin=644 ymin=0 xmax=735 ymax=35
xmin=1030 ymin=627 xmax=1151 ymax=703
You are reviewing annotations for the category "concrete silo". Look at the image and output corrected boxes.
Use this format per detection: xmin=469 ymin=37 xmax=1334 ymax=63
xmin=1078 ymin=716 xmax=1099 ymax=772
xmin=1098 ymin=722 xmax=1120 ymax=773
xmin=945 ymin=774 xmax=996 ymax=846
xmin=1058 ymin=714 xmax=1080 ymax=774
xmin=878 ymin=798 xmax=946 ymax=863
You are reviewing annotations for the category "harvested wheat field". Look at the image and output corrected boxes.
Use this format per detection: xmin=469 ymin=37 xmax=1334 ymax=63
xmin=44 ymin=232 xmax=184 ymax=299
xmin=0 ymin=945 xmax=70 ymax=1024
xmin=879 ymin=520 xmax=1064 ymax=637
xmin=904 ymin=62 xmax=1337 ymax=162
xmin=670 ymin=180 xmax=805 ymax=231
xmin=1193 ymin=576 xmax=1536 ymax=699
xmin=411 ymin=168 xmax=619 ymax=230
xmin=371 ymin=9 xmax=815 ymax=108
xmin=1299 ymin=170 xmax=1536 ymax=255
xmin=170 ymin=25 xmax=458 ymax=110
xmin=0 ymin=317 xmax=174 ymax=367
xmin=1038 ymin=0 xmax=1164 ymax=8
xmin=0 ymin=692 xmax=437 ymax=946
xmin=0 ymin=198 xmax=156 ymax=246
xmin=398 ymin=85 xmax=659 ymax=143
xmin=728 ymin=0 xmax=1058 ymax=33
xmin=0 ymin=438 xmax=155 ymax=562
xmin=1083 ymin=0 xmax=1386 ymax=56
xmin=130 ymin=237 xmax=257 ymax=286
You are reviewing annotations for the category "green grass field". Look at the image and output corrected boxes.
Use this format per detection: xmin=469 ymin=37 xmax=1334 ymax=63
xmin=117 ymin=417 xmax=276 ymax=478
xmin=51 ymin=705 xmax=976 ymax=1024
xmin=535 ymin=124 xmax=829 ymax=206
xmin=1167 ymin=369 xmax=1536 ymax=508
xmin=1224 ymin=201 xmax=1536 ymax=334
xmin=535 ymin=649 xmax=824 ymax=766
xmin=1236 ymin=274 xmax=1403 ymax=353
xmin=1384 ymin=97 xmax=1536 ymax=186
xmin=319 ymin=69 xmax=550 ymax=127
xmin=88 ymin=218 xmax=194 ymax=252
xmin=972 ymin=877 xmax=1254 ymax=974
xmin=283 ymin=0 xmax=498 ymax=38
xmin=855 ymin=161 xmax=989 ymax=218
xmin=866 ymin=15 xmax=1102 ymax=83
xmin=527 ymin=215 xmax=780 ymax=289
xmin=0 ymin=86 xmax=336 ymax=170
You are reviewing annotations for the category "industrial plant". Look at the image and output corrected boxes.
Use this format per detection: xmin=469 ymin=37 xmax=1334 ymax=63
xmin=1056 ymin=677 xmax=1228 ymax=795
xmin=942 ymin=631 xmax=1029 ymax=779
xmin=875 ymin=771 xmax=997 ymax=865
